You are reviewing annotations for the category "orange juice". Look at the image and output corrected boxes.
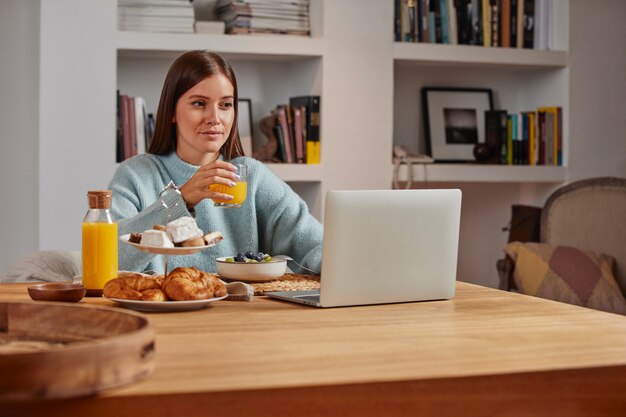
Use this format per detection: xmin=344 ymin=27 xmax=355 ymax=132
xmin=82 ymin=222 xmax=118 ymax=291
xmin=210 ymin=181 xmax=248 ymax=205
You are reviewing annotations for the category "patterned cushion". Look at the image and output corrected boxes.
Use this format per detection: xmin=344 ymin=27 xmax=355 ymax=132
xmin=504 ymin=242 xmax=626 ymax=315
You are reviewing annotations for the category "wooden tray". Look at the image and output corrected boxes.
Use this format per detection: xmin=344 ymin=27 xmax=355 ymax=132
xmin=0 ymin=301 xmax=155 ymax=401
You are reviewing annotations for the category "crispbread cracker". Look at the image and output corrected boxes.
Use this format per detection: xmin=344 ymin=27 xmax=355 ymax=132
xmin=251 ymin=273 xmax=320 ymax=295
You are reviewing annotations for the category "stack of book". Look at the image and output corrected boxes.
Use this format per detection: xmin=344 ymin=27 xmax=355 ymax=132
xmin=264 ymin=96 xmax=320 ymax=164
xmin=215 ymin=0 xmax=310 ymax=36
xmin=484 ymin=106 xmax=562 ymax=166
xmin=116 ymin=91 xmax=155 ymax=163
xmin=118 ymin=0 xmax=195 ymax=34
xmin=395 ymin=0 xmax=551 ymax=50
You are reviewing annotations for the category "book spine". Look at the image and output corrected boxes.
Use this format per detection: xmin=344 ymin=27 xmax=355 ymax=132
xmin=510 ymin=0 xmax=518 ymax=48
xmin=273 ymin=121 xmax=287 ymax=163
xmin=120 ymin=95 xmax=131 ymax=161
xmin=439 ymin=0 xmax=449 ymax=43
xmin=523 ymin=0 xmax=535 ymax=48
xmin=395 ymin=0 xmax=402 ymax=41
xmin=490 ymin=0 xmax=499 ymax=47
xmin=500 ymin=0 xmax=510 ymax=48
xmin=447 ymin=0 xmax=458 ymax=44
xmin=428 ymin=0 xmax=438 ymax=42
xmin=481 ymin=0 xmax=491 ymax=46
xmin=276 ymin=106 xmax=295 ymax=163
xmin=116 ymin=90 xmax=123 ymax=163
xmin=421 ymin=0 xmax=430 ymax=42
xmin=293 ymin=106 xmax=305 ymax=163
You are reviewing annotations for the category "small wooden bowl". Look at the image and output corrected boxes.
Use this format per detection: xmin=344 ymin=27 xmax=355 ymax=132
xmin=28 ymin=283 xmax=86 ymax=303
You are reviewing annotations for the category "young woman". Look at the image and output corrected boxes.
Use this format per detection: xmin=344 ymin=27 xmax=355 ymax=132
xmin=109 ymin=50 xmax=322 ymax=274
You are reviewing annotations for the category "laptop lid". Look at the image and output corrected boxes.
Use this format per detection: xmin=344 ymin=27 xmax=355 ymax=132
xmin=317 ymin=189 xmax=462 ymax=307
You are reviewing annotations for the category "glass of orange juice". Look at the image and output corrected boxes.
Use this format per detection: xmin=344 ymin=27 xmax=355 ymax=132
xmin=210 ymin=163 xmax=248 ymax=208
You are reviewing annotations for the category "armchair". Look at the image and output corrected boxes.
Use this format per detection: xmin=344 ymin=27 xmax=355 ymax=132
xmin=497 ymin=177 xmax=626 ymax=312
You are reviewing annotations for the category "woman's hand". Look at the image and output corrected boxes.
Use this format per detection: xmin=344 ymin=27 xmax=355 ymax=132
xmin=179 ymin=160 xmax=240 ymax=209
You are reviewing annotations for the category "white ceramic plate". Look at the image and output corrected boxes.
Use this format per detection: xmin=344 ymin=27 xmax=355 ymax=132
xmin=120 ymin=234 xmax=217 ymax=255
xmin=105 ymin=295 xmax=227 ymax=312
xmin=216 ymin=257 xmax=287 ymax=282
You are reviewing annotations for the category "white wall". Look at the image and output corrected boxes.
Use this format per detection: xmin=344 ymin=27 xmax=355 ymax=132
xmin=0 ymin=0 xmax=40 ymax=272
xmin=568 ymin=0 xmax=626 ymax=180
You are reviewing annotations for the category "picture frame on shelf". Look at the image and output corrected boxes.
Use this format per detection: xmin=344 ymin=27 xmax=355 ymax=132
xmin=238 ymin=98 xmax=253 ymax=157
xmin=422 ymin=87 xmax=493 ymax=162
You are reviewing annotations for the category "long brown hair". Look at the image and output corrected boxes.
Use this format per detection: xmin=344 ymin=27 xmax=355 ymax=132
xmin=148 ymin=50 xmax=244 ymax=159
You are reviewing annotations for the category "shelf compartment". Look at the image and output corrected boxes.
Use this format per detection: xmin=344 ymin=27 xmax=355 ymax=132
xmin=393 ymin=43 xmax=567 ymax=70
xmin=394 ymin=163 xmax=566 ymax=183
xmin=117 ymin=31 xmax=325 ymax=61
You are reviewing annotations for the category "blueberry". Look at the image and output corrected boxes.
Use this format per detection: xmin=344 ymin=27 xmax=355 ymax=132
xmin=255 ymin=254 xmax=265 ymax=262
xmin=235 ymin=253 xmax=246 ymax=263
xmin=244 ymin=250 xmax=255 ymax=259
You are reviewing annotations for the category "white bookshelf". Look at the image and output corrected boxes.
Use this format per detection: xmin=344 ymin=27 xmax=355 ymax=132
xmin=116 ymin=31 xmax=326 ymax=60
xmin=394 ymin=163 xmax=566 ymax=183
xmin=393 ymin=43 xmax=568 ymax=69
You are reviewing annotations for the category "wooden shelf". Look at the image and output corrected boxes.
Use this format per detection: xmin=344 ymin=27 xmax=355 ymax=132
xmin=116 ymin=31 xmax=325 ymax=61
xmin=393 ymin=43 xmax=568 ymax=70
xmin=394 ymin=163 xmax=566 ymax=183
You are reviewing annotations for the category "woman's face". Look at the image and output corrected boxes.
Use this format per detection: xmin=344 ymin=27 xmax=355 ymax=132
xmin=173 ymin=73 xmax=235 ymax=165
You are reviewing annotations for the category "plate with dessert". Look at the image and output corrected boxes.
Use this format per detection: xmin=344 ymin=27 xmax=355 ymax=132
xmin=121 ymin=216 xmax=223 ymax=255
xmin=103 ymin=268 xmax=228 ymax=312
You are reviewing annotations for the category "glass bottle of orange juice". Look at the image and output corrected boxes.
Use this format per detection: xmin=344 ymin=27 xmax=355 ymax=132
xmin=82 ymin=190 xmax=118 ymax=296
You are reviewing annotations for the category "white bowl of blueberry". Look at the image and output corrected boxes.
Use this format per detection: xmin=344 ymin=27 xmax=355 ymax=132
xmin=216 ymin=251 xmax=287 ymax=282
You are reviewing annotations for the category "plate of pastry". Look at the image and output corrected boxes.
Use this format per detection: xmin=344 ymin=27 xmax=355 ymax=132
xmin=121 ymin=216 xmax=223 ymax=255
xmin=103 ymin=268 xmax=228 ymax=312
xmin=105 ymin=296 xmax=228 ymax=312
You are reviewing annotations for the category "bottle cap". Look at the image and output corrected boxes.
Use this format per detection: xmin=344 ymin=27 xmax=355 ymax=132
xmin=87 ymin=190 xmax=112 ymax=209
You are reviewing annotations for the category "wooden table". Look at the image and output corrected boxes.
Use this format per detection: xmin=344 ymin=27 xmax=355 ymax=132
xmin=2 ymin=281 xmax=626 ymax=416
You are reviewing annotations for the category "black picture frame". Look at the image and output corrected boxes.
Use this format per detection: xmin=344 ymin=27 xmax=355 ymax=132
xmin=422 ymin=87 xmax=493 ymax=162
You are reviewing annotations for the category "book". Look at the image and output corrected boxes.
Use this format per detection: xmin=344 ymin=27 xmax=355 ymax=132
xmin=120 ymin=94 xmax=132 ymax=161
xmin=490 ymin=0 xmax=499 ymax=47
xmin=446 ymin=0 xmax=457 ymax=44
xmin=499 ymin=0 xmax=510 ymax=47
xmin=484 ymin=110 xmax=507 ymax=164
xmin=289 ymin=95 xmax=320 ymax=164
xmin=481 ymin=0 xmax=491 ymax=46
xmin=273 ymin=119 xmax=287 ymax=163
xmin=276 ymin=105 xmax=295 ymax=163
xmin=116 ymin=90 xmax=123 ymax=163
xmin=470 ymin=0 xmax=482 ymax=45
xmin=522 ymin=0 xmax=535 ymax=48
xmin=428 ymin=0 xmax=438 ymax=43
xmin=134 ymin=97 xmax=148 ymax=155
xmin=439 ymin=0 xmax=449 ymax=43
xmin=537 ymin=106 xmax=561 ymax=165
xmin=293 ymin=106 xmax=306 ymax=163
xmin=521 ymin=111 xmax=536 ymax=165
xmin=510 ymin=0 xmax=518 ymax=48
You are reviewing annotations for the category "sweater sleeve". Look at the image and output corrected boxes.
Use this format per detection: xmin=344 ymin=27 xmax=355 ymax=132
xmin=248 ymin=159 xmax=323 ymax=273
xmin=108 ymin=157 xmax=192 ymax=272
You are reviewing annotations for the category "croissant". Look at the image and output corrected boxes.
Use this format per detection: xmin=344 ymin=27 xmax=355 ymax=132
xmin=163 ymin=267 xmax=227 ymax=301
xmin=103 ymin=273 xmax=168 ymax=301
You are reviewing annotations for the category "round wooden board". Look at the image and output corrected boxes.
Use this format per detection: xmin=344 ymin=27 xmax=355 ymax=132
xmin=0 ymin=300 xmax=155 ymax=401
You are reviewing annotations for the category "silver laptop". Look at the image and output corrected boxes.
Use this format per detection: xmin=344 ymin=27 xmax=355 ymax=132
xmin=266 ymin=189 xmax=462 ymax=307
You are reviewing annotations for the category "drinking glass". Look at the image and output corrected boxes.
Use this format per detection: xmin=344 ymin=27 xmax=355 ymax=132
xmin=210 ymin=163 xmax=248 ymax=208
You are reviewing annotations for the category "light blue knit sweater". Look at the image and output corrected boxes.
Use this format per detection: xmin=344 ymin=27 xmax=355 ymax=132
xmin=108 ymin=152 xmax=323 ymax=274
